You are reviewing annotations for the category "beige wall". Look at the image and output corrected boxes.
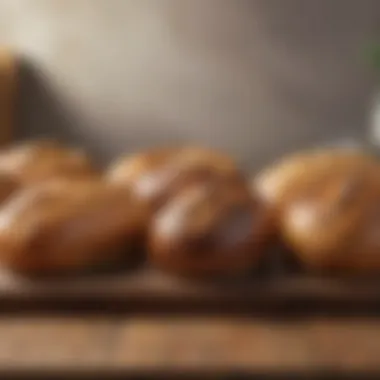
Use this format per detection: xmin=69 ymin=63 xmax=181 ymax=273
xmin=0 ymin=0 xmax=379 ymax=169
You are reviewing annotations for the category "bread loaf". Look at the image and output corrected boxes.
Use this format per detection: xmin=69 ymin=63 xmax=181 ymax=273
xmin=253 ymin=148 xmax=378 ymax=209
xmin=0 ymin=139 xmax=98 ymax=186
xmin=108 ymin=146 xmax=240 ymax=211
xmin=148 ymin=179 xmax=274 ymax=278
xmin=279 ymin=153 xmax=380 ymax=271
xmin=0 ymin=178 xmax=148 ymax=275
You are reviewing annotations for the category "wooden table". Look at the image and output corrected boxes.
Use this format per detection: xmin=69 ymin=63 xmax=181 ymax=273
xmin=0 ymin=315 xmax=379 ymax=377
xmin=0 ymin=270 xmax=379 ymax=377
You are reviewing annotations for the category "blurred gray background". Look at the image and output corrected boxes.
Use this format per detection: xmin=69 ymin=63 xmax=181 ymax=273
xmin=1 ymin=0 xmax=380 ymax=170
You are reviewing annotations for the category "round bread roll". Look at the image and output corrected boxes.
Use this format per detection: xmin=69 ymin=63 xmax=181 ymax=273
xmin=108 ymin=146 xmax=240 ymax=210
xmin=253 ymin=148 xmax=378 ymax=209
xmin=0 ymin=139 xmax=98 ymax=186
xmin=0 ymin=178 xmax=148 ymax=275
xmin=107 ymin=147 xmax=181 ymax=188
xmin=280 ymin=158 xmax=380 ymax=271
xmin=148 ymin=179 xmax=273 ymax=278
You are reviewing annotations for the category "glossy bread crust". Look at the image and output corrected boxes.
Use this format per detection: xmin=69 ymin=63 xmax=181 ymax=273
xmin=0 ymin=178 xmax=148 ymax=275
xmin=0 ymin=140 xmax=98 ymax=186
xmin=279 ymin=155 xmax=380 ymax=271
xmin=253 ymin=148 xmax=378 ymax=209
xmin=148 ymin=179 xmax=274 ymax=278
xmin=107 ymin=146 xmax=240 ymax=210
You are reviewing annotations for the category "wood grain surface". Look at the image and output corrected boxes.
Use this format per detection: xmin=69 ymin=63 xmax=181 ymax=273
xmin=0 ymin=316 xmax=378 ymax=372
xmin=1 ymin=266 xmax=380 ymax=315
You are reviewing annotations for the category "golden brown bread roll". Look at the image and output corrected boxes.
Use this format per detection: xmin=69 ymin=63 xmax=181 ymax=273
xmin=279 ymin=154 xmax=380 ymax=271
xmin=0 ymin=178 xmax=148 ymax=275
xmin=107 ymin=147 xmax=180 ymax=188
xmin=253 ymin=148 xmax=378 ymax=209
xmin=107 ymin=146 xmax=240 ymax=210
xmin=0 ymin=139 xmax=98 ymax=186
xmin=148 ymin=179 xmax=273 ymax=278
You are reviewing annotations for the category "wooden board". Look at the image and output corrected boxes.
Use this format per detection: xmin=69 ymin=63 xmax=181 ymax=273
xmin=0 ymin=48 xmax=17 ymax=144
xmin=1 ymin=262 xmax=380 ymax=316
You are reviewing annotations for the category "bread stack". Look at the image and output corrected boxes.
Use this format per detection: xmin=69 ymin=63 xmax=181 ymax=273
xmin=253 ymin=148 xmax=380 ymax=272
xmin=0 ymin=140 xmax=274 ymax=278
xmin=0 ymin=138 xmax=378 ymax=278
xmin=0 ymin=139 xmax=148 ymax=275
xmin=107 ymin=146 xmax=274 ymax=278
